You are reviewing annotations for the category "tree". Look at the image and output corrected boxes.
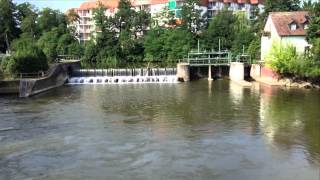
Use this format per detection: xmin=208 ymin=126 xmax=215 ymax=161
xmin=180 ymin=0 xmax=204 ymax=34
xmin=66 ymin=9 xmax=80 ymax=24
xmin=17 ymin=3 xmax=38 ymax=37
xmin=38 ymin=8 xmax=67 ymax=33
xmin=144 ymin=27 xmax=194 ymax=62
xmin=231 ymin=12 xmax=255 ymax=55
xmin=306 ymin=2 xmax=320 ymax=61
xmin=202 ymin=10 xmax=237 ymax=51
xmin=0 ymin=0 xmax=19 ymax=53
xmin=5 ymin=34 xmax=48 ymax=74
xmin=164 ymin=28 xmax=194 ymax=61
xmin=37 ymin=28 xmax=60 ymax=62
xmin=144 ymin=27 xmax=166 ymax=62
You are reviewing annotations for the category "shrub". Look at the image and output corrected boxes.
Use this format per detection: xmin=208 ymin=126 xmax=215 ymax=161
xmin=265 ymin=42 xmax=298 ymax=75
xmin=6 ymin=35 xmax=49 ymax=75
xmin=266 ymin=41 xmax=320 ymax=78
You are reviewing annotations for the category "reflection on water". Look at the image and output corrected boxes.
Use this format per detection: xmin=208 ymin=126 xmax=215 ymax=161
xmin=0 ymin=80 xmax=319 ymax=179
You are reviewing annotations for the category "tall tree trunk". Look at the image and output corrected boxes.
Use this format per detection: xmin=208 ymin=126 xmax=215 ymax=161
xmin=5 ymin=32 xmax=10 ymax=54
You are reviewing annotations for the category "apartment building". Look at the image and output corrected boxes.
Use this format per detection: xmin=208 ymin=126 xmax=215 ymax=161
xmin=207 ymin=0 xmax=264 ymax=19
xmin=69 ymin=0 xmax=264 ymax=42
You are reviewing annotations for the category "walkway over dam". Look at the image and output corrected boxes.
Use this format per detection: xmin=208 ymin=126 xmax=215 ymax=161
xmin=181 ymin=50 xmax=251 ymax=66
xmin=177 ymin=50 xmax=253 ymax=86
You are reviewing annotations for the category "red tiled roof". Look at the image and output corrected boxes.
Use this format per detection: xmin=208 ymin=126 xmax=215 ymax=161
xmin=77 ymin=0 xmax=119 ymax=10
xmin=208 ymin=0 xmax=263 ymax=4
xmin=269 ymin=11 xmax=309 ymax=36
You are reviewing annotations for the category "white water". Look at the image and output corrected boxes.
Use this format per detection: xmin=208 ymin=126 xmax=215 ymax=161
xmin=68 ymin=75 xmax=178 ymax=84
xmin=68 ymin=68 xmax=179 ymax=84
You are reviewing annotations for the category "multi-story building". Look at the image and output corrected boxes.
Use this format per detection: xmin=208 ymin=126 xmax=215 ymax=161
xmin=68 ymin=0 xmax=264 ymax=42
xmin=207 ymin=0 xmax=264 ymax=19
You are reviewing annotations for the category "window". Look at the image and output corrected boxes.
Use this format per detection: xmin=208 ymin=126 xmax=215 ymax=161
xmin=290 ymin=23 xmax=297 ymax=31
xmin=208 ymin=2 xmax=216 ymax=9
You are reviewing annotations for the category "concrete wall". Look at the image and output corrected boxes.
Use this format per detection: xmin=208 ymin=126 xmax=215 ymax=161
xmin=177 ymin=63 xmax=190 ymax=82
xmin=19 ymin=61 xmax=80 ymax=97
xmin=261 ymin=66 xmax=279 ymax=80
xmin=250 ymin=64 xmax=261 ymax=79
xmin=0 ymin=80 xmax=20 ymax=94
xmin=229 ymin=62 xmax=245 ymax=81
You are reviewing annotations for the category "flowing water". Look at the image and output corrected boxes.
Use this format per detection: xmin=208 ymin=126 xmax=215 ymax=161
xmin=0 ymin=80 xmax=319 ymax=180
xmin=68 ymin=68 xmax=178 ymax=84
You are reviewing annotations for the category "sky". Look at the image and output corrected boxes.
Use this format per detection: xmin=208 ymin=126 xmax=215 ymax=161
xmin=13 ymin=0 xmax=90 ymax=12
xmin=12 ymin=0 xmax=319 ymax=13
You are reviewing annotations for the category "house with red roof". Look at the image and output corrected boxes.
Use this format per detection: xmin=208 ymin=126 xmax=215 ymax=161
xmin=261 ymin=11 xmax=311 ymax=61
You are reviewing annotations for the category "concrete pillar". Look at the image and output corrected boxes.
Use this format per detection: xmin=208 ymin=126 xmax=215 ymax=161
xmin=208 ymin=65 xmax=213 ymax=81
xmin=229 ymin=62 xmax=245 ymax=81
xmin=217 ymin=66 xmax=222 ymax=78
xmin=177 ymin=63 xmax=190 ymax=82
xmin=229 ymin=62 xmax=252 ymax=87
xmin=250 ymin=64 xmax=261 ymax=80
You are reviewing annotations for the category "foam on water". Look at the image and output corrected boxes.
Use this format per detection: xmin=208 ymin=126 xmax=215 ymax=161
xmin=67 ymin=75 xmax=179 ymax=84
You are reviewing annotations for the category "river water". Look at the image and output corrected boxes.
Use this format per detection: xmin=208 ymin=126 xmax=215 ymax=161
xmin=0 ymin=80 xmax=319 ymax=180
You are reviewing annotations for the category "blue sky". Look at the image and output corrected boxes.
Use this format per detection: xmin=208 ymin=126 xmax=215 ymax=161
xmin=13 ymin=0 xmax=89 ymax=12
xmin=13 ymin=0 xmax=319 ymax=13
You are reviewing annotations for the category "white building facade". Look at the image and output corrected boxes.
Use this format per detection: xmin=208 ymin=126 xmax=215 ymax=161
xmin=261 ymin=11 xmax=311 ymax=61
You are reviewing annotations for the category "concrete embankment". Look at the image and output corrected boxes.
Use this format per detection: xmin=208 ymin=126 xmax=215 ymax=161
xmin=250 ymin=64 xmax=319 ymax=89
xmin=0 ymin=80 xmax=20 ymax=94
xmin=0 ymin=61 xmax=80 ymax=97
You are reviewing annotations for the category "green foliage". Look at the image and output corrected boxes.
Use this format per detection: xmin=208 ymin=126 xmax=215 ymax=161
xmin=38 ymin=8 xmax=67 ymax=33
xmin=5 ymin=34 xmax=48 ymax=74
xmin=180 ymin=0 xmax=204 ymax=34
xmin=202 ymin=10 xmax=237 ymax=51
xmin=37 ymin=28 xmax=60 ymax=62
xmin=144 ymin=27 xmax=194 ymax=62
xmin=0 ymin=0 xmax=20 ymax=52
xmin=266 ymin=42 xmax=298 ymax=74
xmin=266 ymin=42 xmax=320 ymax=78
xmin=81 ymin=41 xmax=97 ymax=68
xmin=247 ymin=37 xmax=261 ymax=62
xmin=17 ymin=2 xmax=38 ymax=37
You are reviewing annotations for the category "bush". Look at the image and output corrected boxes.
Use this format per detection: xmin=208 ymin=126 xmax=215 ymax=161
xmin=6 ymin=35 xmax=49 ymax=75
xmin=266 ymin=42 xmax=298 ymax=74
xmin=266 ymin=42 xmax=320 ymax=78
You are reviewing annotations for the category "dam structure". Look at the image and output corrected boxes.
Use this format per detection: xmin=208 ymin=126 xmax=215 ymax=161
xmin=68 ymin=68 xmax=178 ymax=84
xmin=177 ymin=46 xmax=252 ymax=86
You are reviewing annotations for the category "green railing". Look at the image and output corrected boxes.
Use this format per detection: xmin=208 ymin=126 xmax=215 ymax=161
xmin=182 ymin=50 xmax=251 ymax=66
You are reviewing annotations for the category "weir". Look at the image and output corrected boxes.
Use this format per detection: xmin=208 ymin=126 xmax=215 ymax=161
xmin=68 ymin=68 xmax=178 ymax=84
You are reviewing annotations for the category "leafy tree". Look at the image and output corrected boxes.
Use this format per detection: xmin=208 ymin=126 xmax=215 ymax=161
xmin=302 ymin=0 xmax=314 ymax=11
xmin=232 ymin=12 xmax=255 ymax=55
xmin=164 ymin=28 xmax=194 ymax=61
xmin=66 ymin=9 xmax=80 ymax=24
xmin=306 ymin=2 xmax=320 ymax=61
xmin=180 ymin=0 xmax=204 ymax=34
xmin=38 ymin=8 xmax=67 ymax=33
xmin=132 ymin=10 xmax=151 ymax=39
xmin=247 ymin=37 xmax=261 ymax=62
xmin=17 ymin=3 xmax=38 ymax=37
xmin=0 ymin=0 xmax=19 ymax=53
xmin=202 ymin=10 xmax=237 ymax=51
xmin=81 ymin=41 xmax=98 ymax=68
xmin=37 ymin=28 xmax=60 ymax=62
xmin=5 ymin=34 xmax=48 ymax=74
xmin=144 ymin=27 xmax=194 ymax=62
xmin=144 ymin=27 xmax=166 ymax=62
